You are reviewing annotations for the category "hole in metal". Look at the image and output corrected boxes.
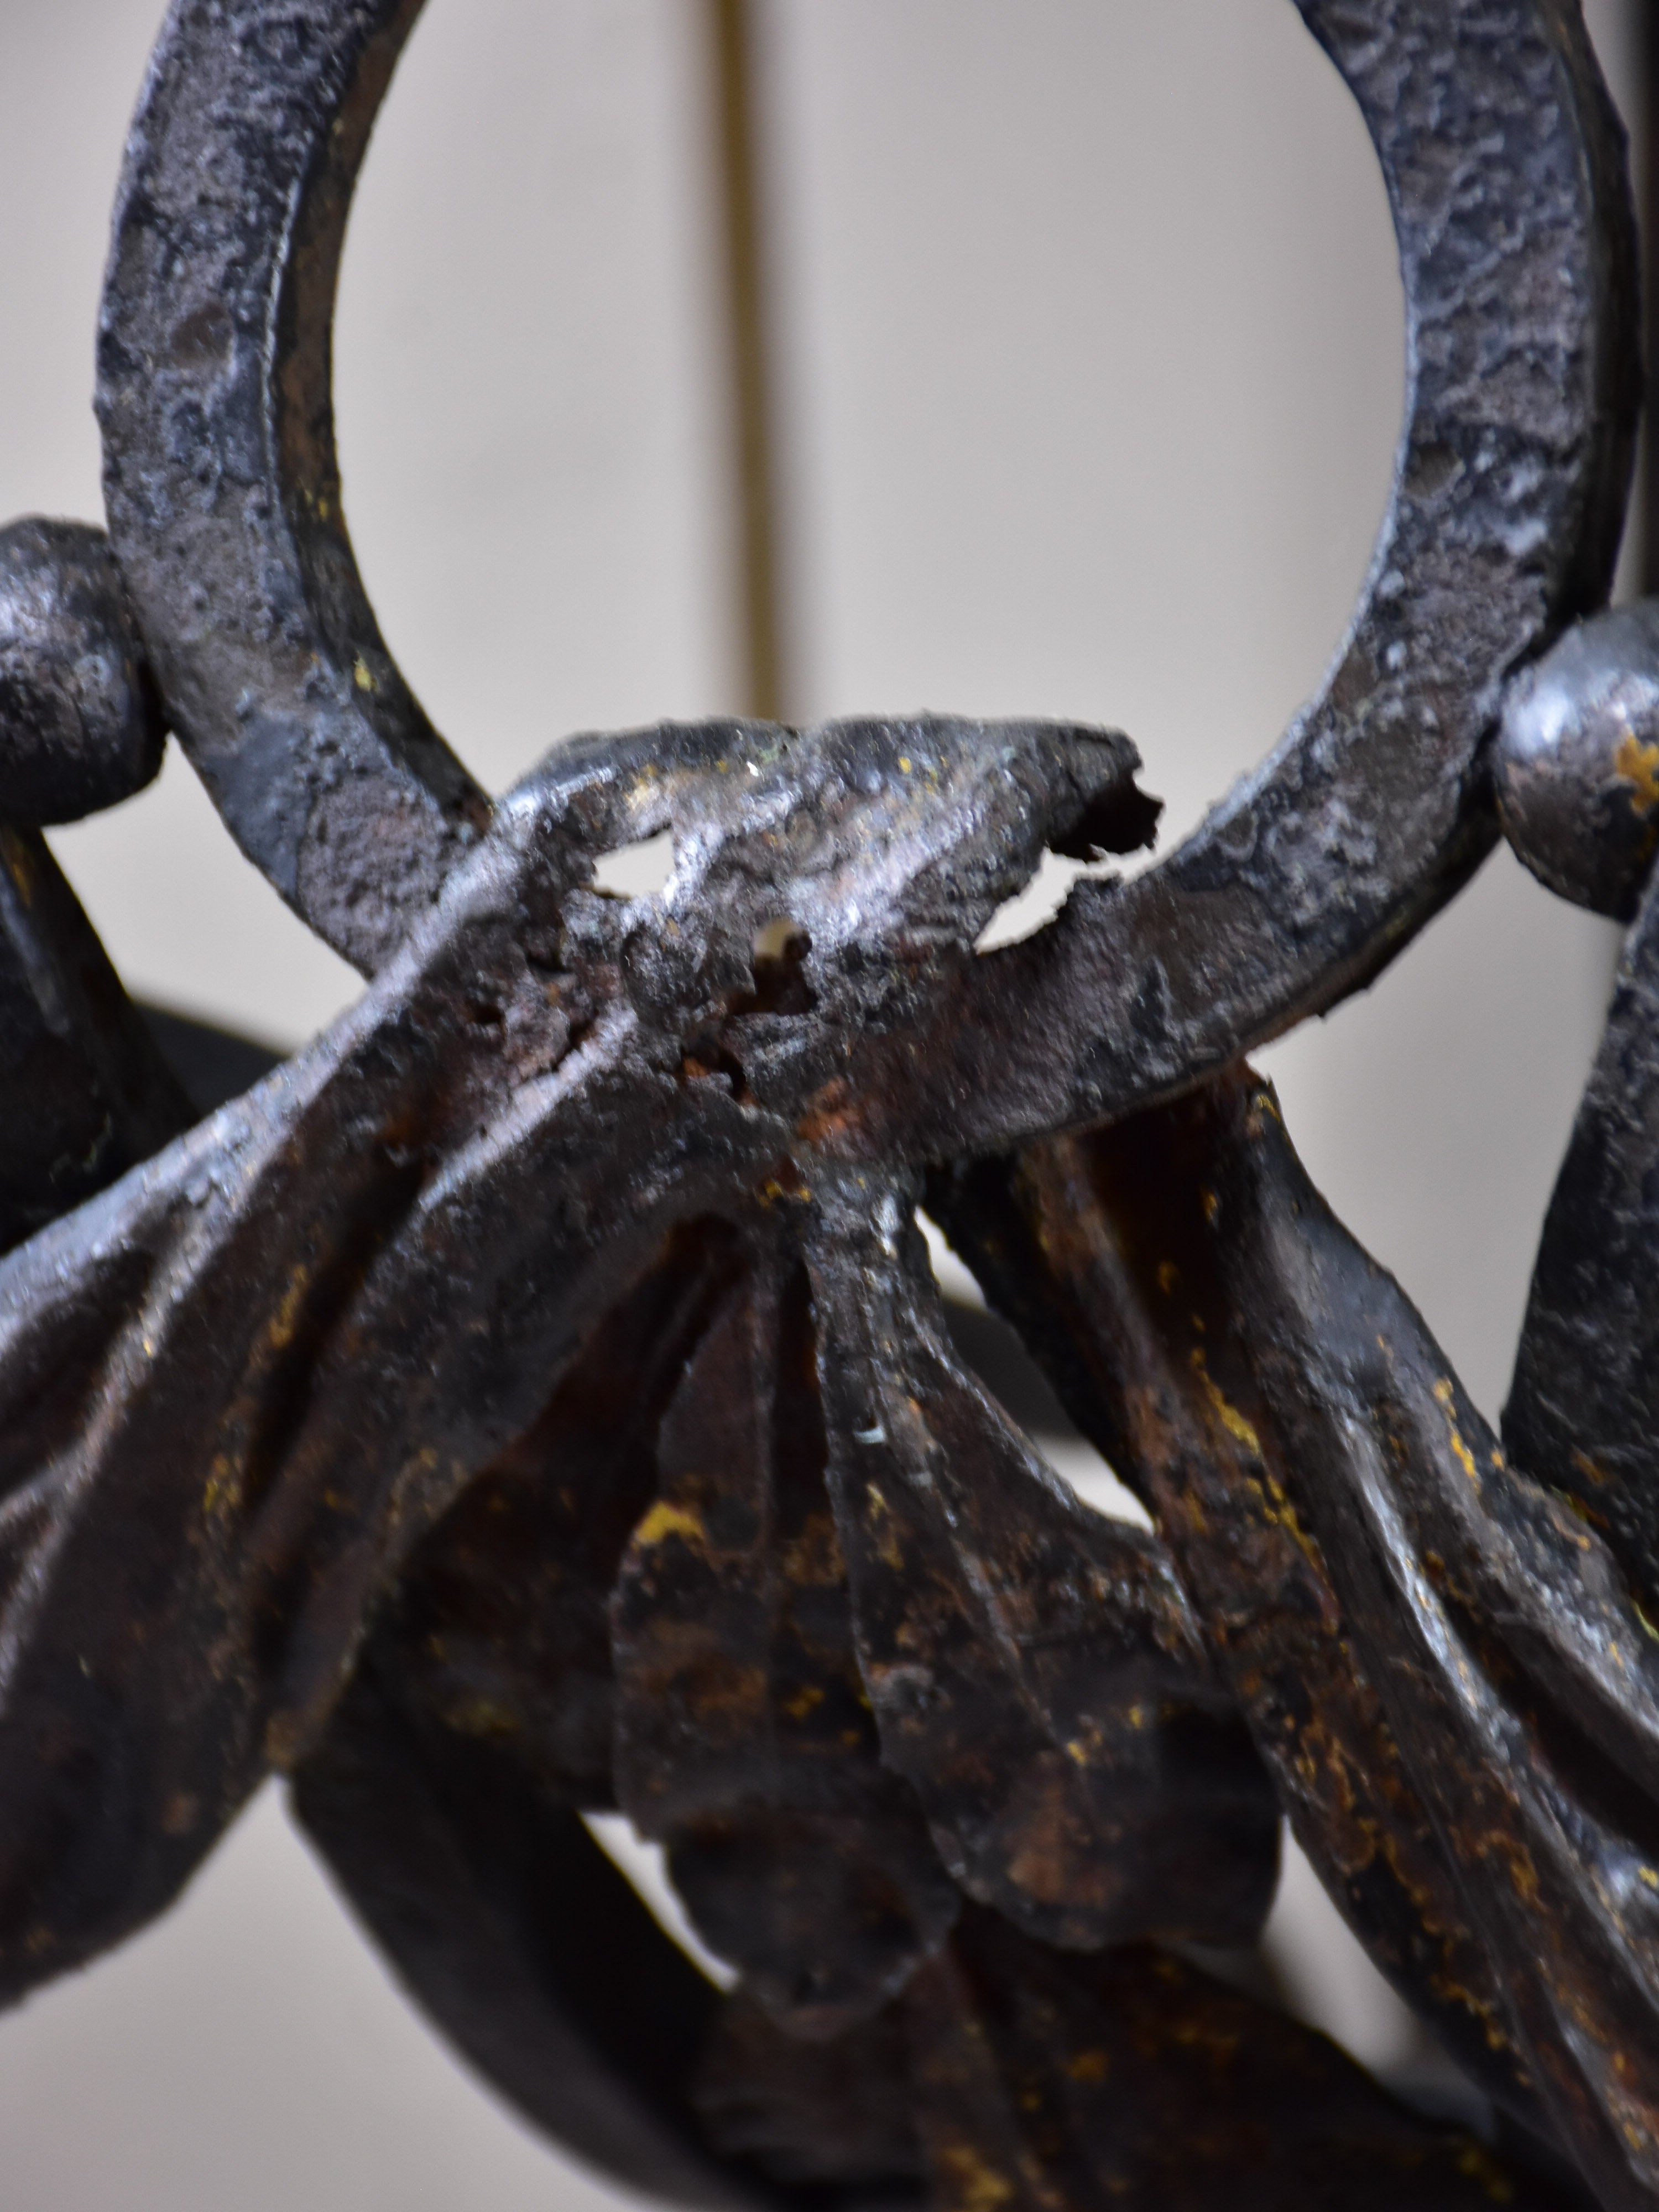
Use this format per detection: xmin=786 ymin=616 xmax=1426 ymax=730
xmin=593 ymin=828 xmax=675 ymax=900
xmin=974 ymin=848 xmax=1115 ymax=954
xmin=732 ymin=917 xmax=815 ymax=1016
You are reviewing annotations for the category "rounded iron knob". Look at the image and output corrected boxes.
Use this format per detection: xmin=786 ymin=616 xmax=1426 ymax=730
xmin=0 ymin=517 xmax=164 ymax=825
xmin=1496 ymin=604 xmax=1659 ymax=922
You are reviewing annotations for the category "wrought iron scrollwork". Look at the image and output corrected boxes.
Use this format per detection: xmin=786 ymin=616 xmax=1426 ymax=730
xmin=2 ymin=1 xmax=1658 ymax=2206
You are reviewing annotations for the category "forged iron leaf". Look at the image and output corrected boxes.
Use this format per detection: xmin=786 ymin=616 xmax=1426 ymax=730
xmin=701 ymin=1910 xmax=1582 ymax=2211
xmin=0 ymin=782 xmax=739 ymax=2001
xmin=695 ymin=1986 xmax=922 ymax=2190
xmin=934 ymin=1072 xmax=1659 ymax=2209
xmin=0 ymin=708 xmax=1153 ymax=2010
xmin=806 ymin=1178 xmax=1279 ymax=1954
xmin=0 ymin=0 xmax=1646 ymax=2195
xmin=613 ymin=1238 xmax=957 ymax=2034
xmin=902 ymin=1908 xmax=1583 ymax=2212
xmin=328 ymin=1215 xmax=748 ymax=1811
xmin=930 ymin=1131 xmax=1536 ymax=2127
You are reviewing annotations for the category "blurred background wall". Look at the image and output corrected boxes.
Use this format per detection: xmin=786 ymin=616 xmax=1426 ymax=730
xmin=0 ymin=0 xmax=1642 ymax=2203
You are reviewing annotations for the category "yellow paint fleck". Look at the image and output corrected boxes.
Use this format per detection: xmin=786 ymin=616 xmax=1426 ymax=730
xmin=353 ymin=654 xmax=376 ymax=693
xmin=1190 ymin=1347 xmax=1260 ymax=1456
xmin=865 ymin=1483 xmax=904 ymax=1570
xmin=1453 ymin=2142 xmax=1515 ymax=2204
xmin=1639 ymin=1866 xmax=1659 ymax=1892
xmin=1156 ymin=1260 xmax=1179 ymax=1296
xmin=634 ymin=1500 xmax=705 ymax=1549
xmin=1066 ymin=2048 xmax=1109 ymax=2084
xmin=936 ymin=2146 xmax=1014 ymax=2212
xmin=1615 ymin=729 xmax=1659 ymax=816
xmin=202 ymin=1453 xmax=239 ymax=1519
xmin=898 ymin=755 xmax=912 ymax=773
xmin=1433 ymin=1379 xmax=1478 ymax=1484
xmin=1486 ymin=1834 xmax=1540 ymax=1906
xmin=1201 ymin=1188 xmax=1220 ymax=1227
xmin=266 ymin=1264 xmax=311 ymax=1355
xmin=785 ymin=1684 xmax=825 ymax=1721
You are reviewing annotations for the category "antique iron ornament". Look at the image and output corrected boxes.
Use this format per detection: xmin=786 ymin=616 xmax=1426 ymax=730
xmin=2 ymin=1 xmax=1658 ymax=2205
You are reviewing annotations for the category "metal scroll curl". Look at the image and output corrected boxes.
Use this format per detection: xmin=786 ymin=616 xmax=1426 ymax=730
xmin=0 ymin=1 xmax=1651 ymax=2209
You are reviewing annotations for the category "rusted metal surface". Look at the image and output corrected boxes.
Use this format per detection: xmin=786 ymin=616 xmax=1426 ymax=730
xmin=698 ymin=1909 xmax=1592 ymax=2210
xmin=932 ymin=1071 xmax=1659 ymax=2205
xmin=0 ymin=0 xmax=1656 ymax=2205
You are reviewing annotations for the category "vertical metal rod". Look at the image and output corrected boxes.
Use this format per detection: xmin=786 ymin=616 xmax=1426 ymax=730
xmin=709 ymin=0 xmax=786 ymax=722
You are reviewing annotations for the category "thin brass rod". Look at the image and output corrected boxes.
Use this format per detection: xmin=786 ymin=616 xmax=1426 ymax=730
xmin=709 ymin=0 xmax=786 ymax=721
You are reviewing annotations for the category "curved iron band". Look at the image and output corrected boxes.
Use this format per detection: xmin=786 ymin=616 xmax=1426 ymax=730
xmin=293 ymin=1706 xmax=804 ymax=2212
xmin=97 ymin=0 xmax=487 ymax=978
xmin=803 ymin=0 xmax=1641 ymax=1164
xmin=94 ymin=0 xmax=1640 ymax=1156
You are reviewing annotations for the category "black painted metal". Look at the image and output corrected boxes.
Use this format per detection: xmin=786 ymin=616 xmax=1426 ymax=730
xmin=0 ymin=2 xmax=1653 ymax=2207
xmin=804 ymin=0 xmax=1642 ymax=1162
xmin=98 ymin=0 xmax=488 ymax=977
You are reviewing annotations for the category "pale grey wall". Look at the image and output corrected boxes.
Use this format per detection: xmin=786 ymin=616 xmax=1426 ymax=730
xmin=0 ymin=1 xmax=1642 ymax=2203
